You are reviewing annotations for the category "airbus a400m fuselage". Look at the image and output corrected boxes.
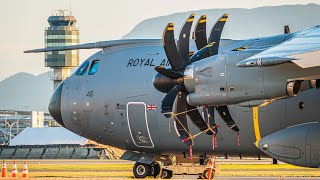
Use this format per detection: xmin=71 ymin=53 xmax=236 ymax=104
xmin=26 ymin=13 xmax=320 ymax=177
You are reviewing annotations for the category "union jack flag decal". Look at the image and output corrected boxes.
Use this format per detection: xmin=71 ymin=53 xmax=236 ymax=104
xmin=147 ymin=104 xmax=157 ymax=111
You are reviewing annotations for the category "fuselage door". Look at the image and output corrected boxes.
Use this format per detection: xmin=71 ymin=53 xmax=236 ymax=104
xmin=127 ymin=102 xmax=154 ymax=148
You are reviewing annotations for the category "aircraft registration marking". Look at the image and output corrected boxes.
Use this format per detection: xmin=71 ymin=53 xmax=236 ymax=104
xmin=253 ymin=107 xmax=261 ymax=147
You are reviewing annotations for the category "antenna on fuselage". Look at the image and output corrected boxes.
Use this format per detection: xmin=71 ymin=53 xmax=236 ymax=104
xmin=284 ymin=25 xmax=290 ymax=34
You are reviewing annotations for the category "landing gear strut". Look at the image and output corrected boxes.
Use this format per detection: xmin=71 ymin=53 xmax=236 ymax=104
xmin=272 ymin=158 xmax=278 ymax=164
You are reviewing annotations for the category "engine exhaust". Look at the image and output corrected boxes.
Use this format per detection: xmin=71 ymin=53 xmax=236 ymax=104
xmin=286 ymin=80 xmax=302 ymax=96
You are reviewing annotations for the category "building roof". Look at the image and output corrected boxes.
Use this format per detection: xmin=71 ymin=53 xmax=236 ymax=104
xmin=0 ymin=115 xmax=53 ymax=121
xmin=9 ymin=127 xmax=87 ymax=146
xmin=0 ymin=115 xmax=30 ymax=121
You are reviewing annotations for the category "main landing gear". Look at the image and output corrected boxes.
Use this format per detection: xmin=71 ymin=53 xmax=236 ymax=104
xmin=161 ymin=169 xmax=173 ymax=179
xmin=133 ymin=162 xmax=170 ymax=178
xmin=131 ymin=155 xmax=216 ymax=179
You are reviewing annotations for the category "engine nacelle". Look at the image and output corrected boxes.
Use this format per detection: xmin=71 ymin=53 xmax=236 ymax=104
xmin=257 ymin=122 xmax=320 ymax=168
xmin=184 ymin=61 xmax=295 ymax=106
xmin=184 ymin=55 xmax=307 ymax=107
xmin=309 ymin=79 xmax=320 ymax=89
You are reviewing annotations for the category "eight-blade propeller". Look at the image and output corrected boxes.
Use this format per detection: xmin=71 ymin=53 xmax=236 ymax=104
xmin=153 ymin=13 xmax=239 ymax=146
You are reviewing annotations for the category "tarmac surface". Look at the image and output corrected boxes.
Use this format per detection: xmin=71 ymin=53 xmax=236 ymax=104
xmin=173 ymin=177 xmax=320 ymax=180
xmin=2 ymin=159 xmax=319 ymax=179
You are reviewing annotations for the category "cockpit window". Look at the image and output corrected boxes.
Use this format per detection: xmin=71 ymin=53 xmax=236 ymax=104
xmin=76 ymin=61 xmax=90 ymax=75
xmin=88 ymin=60 xmax=100 ymax=75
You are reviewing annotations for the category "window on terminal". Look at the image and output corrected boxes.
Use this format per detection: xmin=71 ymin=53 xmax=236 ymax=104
xmin=88 ymin=60 xmax=100 ymax=75
xmin=76 ymin=61 xmax=90 ymax=75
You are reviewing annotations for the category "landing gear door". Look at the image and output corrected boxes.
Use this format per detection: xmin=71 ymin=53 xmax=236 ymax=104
xmin=127 ymin=102 xmax=154 ymax=148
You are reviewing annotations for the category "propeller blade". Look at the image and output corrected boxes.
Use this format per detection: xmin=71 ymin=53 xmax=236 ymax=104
xmin=194 ymin=15 xmax=208 ymax=51
xmin=161 ymin=84 xmax=181 ymax=118
xmin=178 ymin=14 xmax=195 ymax=63
xmin=173 ymin=91 xmax=193 ymax=146
xmin=189 ymin=42 xmax=215 ymax=64
xmin=208 ymin=14 xmax=229 ymax=56
xmin=215 ymin=106 xmax=239 ymax=132
xmin=186 ymin=104 xmax=214 ymax=135
xmin=163 ymin=23 xmax=185 ymax=71
xmin=284 ymin=25 xmax=290 ymax=34
xmin=154 ymin=66 xmax=182 ymax=79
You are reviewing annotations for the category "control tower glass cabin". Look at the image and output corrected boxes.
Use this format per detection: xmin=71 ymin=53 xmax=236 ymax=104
xmin=45 ymin=10 xmax=79 ymax=89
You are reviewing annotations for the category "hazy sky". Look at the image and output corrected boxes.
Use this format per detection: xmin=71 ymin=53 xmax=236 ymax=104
xmin=0 ymin=0 xmax=320 ymax=81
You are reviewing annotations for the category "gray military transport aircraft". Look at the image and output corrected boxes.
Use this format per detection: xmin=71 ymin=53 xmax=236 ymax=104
xmin=25 ymin=13 xmax=320 ymax=178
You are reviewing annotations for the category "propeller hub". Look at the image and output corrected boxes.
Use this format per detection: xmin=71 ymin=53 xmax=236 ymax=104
xmin=153 ymin=73 xmax=179 ymax=93
xmin=183 ymin=64 xmax=196 ymax=93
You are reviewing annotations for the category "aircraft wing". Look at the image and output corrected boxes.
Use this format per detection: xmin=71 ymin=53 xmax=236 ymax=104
xmin=237 ymin=25 xmax=320 ymax=68
xmin=24 ymin=39 xmax=161 ymax=53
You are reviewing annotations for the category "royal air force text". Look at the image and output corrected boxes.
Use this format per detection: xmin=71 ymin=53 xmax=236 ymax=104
xmin=127 ymin=59 xmax=170 ymax=67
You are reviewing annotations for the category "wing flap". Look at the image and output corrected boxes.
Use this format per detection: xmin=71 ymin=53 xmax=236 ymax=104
xmin=291 ymin=50 xmax=320 ymax=68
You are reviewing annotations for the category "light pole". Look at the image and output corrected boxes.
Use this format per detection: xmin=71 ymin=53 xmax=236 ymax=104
xmin=4 ymin=120 xmax=17 ymax=143
xmin=16 ymin=116 xmax=19 ymax=134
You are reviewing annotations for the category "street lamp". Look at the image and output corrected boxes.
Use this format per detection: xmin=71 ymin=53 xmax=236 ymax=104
xmin=4 ymin=121 xmax=17 ymax=143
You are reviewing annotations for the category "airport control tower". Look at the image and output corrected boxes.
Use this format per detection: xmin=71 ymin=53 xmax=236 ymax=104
xmin=45 ymin=10 xmax=79 ymax=89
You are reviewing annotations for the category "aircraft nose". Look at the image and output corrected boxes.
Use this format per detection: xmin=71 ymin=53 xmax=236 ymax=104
xmin=48 ymin=82 xmax=65 ymax=127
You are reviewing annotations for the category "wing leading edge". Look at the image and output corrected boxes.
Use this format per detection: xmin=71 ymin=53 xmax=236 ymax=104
xmin=24 ymin=39 xmax=162 ymax=53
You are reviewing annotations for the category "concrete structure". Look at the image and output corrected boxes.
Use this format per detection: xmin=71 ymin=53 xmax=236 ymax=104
xmin=45 ymin=10 xmax=79 ymax=89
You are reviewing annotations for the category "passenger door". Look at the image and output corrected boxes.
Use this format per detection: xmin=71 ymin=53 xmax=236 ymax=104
xmin=126 ymin=102 xmax=154 ymax=148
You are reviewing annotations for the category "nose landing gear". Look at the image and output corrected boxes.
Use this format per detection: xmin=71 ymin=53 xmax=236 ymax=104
xmin=133 ymin=162 xmax=151 ymax=178
xmin=133 ymin=162 xmax=163 ymax=178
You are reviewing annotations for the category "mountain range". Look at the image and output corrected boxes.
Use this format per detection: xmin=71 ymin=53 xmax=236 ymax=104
xmin=123 ymin=4 xmax=320 ymax=39
xmin=0 ymin=72 xmax=51 ymax=112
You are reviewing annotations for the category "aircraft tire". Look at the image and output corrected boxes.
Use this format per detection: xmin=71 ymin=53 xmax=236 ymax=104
xmin=151 ymin=162 xmax=161 ymax=178
xmin=133 ymin=162 xmax=151 ymax=178
xmin=202 ymin=168 xmax=214 ymax=179
xmin=161 ymin=169 xmax=173 ymax=179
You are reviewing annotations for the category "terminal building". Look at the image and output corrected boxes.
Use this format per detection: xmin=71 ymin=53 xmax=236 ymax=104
xmin=45 ymin=10 xmax=80 ymax=89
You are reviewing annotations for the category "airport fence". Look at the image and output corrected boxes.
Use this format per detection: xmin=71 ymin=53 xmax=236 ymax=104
xmin=0 ymin=145 xmax=110 ymax=159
